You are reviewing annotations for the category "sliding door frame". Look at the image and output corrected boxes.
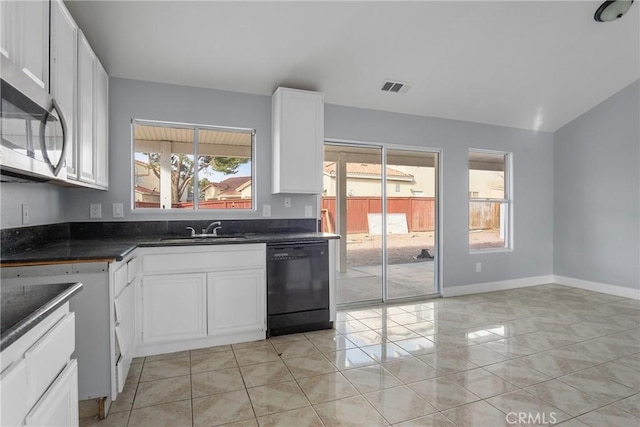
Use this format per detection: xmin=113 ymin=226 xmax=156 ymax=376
xmin=324 ymin=138 xmax=443 ymax=301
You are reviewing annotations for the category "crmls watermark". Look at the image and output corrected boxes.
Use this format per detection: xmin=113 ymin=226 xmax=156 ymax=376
xmin=506 ymin=412 xmax=557 ymax=425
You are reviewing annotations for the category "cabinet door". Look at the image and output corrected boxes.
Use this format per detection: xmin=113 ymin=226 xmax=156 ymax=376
xmin=141 ymin=273 xmax=207 ymax=343
xmin=0 ymin=0 xmax=17 ymax=59
xmin=1 ymin=359 xmax=27 ymax=427
xmin=18 ymin=0 xmax=49 ymax=89
xmin=94 ymin=60 xmax=109 ymax=188
xmin=50 ymin=0 xmax=78 ymax=179
xmin=1 ymin=0 xmax=49 ymax=89
xmin=25 ymin=360 xmax=78 ymax=427
xmin=207 ymin=269 xmax=265 ymax=335
xmin=272 ymin=88 xmax=324 ymax=194
xmin=77 ymin=31 xmax=95 ymax=184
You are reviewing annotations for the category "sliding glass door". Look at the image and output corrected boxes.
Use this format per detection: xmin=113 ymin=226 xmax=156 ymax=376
xmin=385 ymin=149 xmax=438 ymax=300
xmin=323 ymin=143 xmax=439 ymax=306
xmin=323 ymin=145 xmax=384 ymax=305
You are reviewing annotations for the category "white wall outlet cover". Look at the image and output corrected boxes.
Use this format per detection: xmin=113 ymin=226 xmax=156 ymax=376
xmin=305 ymin=205 xmax=313 ymax=218
xmin=90 ymin=203 xmax=102 ymax=219
xmin=475 ymin=262 xmax=482 ymax=273
xmin=21 ymin=204 xmax=29 ymax=225
xmin=112 ymin=203 xmax=124 ymax=218
xmin=284 ymin=197 xmax=292 ymax=208
xmin=262 ymin=204 xmax=271 ymax=217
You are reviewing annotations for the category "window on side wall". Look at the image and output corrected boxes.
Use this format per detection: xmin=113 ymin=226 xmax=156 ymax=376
xmin=132 ymin=120 xmax=254 ymax=210
xmin=468 ymin=150 xmax=511 ymax=251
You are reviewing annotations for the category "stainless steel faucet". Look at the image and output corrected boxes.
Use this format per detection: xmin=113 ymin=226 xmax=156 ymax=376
xmin=204 ymin=221 xmax=222 ymax=236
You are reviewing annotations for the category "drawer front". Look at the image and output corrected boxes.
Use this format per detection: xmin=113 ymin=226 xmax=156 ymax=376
xmin=115 ymin=355 xmax=132 ymax=394
xmin=127 ymin=257 xmax=138 ymax=283
xmin=25 ymin=360 xmax=78 ymax=427
xmin=114 ymin=264 xmax=128 ymax=297
xmin=142 ymin=244 xmax=265 ymax=274
xmin=114 ymin=282 xmax=134 ymax=324
xmin=25 ymin=313 xmax=75 ymax=408
xmin=1 ymin=359 xmax=27 ymax=426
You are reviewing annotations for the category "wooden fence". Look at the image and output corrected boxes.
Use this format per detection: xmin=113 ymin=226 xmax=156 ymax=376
xmin=469 ymin=202 xmax=501 ymax=230
xmin=321 ymin=197 xmax=435 ymax=233
xmin=134 ymin=200 xmax=252 ymax=209
xmin=321 ymin=197 xmax=501 ymax=233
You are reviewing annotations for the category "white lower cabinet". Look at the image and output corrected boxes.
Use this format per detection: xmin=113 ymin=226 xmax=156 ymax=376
xmin=136 ymin=244 xmax=266 ymax=356
xmin=0 ymin=303 xmax=78 ymax=427
xmin=207 ymin=269 xmax=265 ymax=336
xmin=25 ymin=360 xmax=78 ymax=427
xmin=141 ymin=273 xmax=208 ymax=344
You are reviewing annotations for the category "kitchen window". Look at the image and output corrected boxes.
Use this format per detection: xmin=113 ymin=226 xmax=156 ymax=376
xmin=468 ymin=149 xmax=512 ymax=251
xmin=132 ymin=120 xmax=255 ymax=210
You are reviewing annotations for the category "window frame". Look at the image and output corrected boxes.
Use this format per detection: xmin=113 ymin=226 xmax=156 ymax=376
xmin=130 ymin=118 xmax=257 ymax=213
xmin=468 ymin=149 xmax=513 ymax=253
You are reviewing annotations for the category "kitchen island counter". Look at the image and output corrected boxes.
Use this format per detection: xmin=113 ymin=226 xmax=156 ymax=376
xmin=1 ymin=281 xmax=83 ymax=350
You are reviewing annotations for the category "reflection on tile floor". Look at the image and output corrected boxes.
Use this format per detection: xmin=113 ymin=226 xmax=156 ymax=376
xmin=337 ymin=262 xmax=435 ymax=304
xmin=80 ymin=284 xmax=640 ymax=427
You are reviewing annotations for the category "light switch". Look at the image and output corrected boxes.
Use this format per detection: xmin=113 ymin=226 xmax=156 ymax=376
xmin=22 ymin=204 xmax=29 ymax=225
xmin=90 ymin=203 xmax=102 ymax=219
xmin=305 ymin=205 xmax=313 ymax=218
xmin=112 ymin=203 xmax=124 ymax=218
xmin=262 ymin=204 xmax=271 ymax=217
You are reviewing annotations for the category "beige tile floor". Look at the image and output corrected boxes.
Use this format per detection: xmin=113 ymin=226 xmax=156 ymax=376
xmin=80 ymin=284 xmax=640 ymax=427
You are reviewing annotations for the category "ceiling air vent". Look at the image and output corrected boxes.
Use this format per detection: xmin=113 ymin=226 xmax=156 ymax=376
xmin=380 ymin=79 xmax=412 ymax=94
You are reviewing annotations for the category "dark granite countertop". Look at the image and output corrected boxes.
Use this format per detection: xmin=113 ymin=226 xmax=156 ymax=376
xmin=1 ymin=282 xmax=83 ymax=351
xmin=0 ymin=232 xmax=339 ymax=265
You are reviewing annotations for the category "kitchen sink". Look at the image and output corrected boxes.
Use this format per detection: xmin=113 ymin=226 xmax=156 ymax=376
xmin=160 ymin=235 xmax=247 ymax=243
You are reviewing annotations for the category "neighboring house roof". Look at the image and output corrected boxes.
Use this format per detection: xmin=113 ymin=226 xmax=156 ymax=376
xmin=323 ymin=162 xmax=413 ymax=179
xmin=204 ymin=176 xmax=252 ymax=197
xmin=135 ymin=185 xmax=159 ymax=195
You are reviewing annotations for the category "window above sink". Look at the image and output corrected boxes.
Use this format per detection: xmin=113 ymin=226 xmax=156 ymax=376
xmin=132 ymin=119 xmax=255 ymax=211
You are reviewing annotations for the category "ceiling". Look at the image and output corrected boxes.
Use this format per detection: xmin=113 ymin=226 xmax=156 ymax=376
xmin=65 ymin=1 xmax=640 ymax=132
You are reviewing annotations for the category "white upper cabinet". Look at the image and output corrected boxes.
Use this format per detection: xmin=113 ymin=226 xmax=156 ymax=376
xmin=50 ymin=0 xmax=78 ymax=179
xmin=95 ymin=61 xmax=109 ymax=188
xmin=1 ymin=0 xmax=49 ymax=89
xmin=74 ymin=30 xmax=109 ymax=189
xmin=77 ymin=31 xmax=95 ymax=184
xmin=272 ymin=87 xmax=324 ymax=194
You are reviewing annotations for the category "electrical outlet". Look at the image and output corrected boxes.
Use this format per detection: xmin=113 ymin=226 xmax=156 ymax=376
xmin=284 ymin=197 xmax=292 ymax=208
xmin=262 ymin=204 xmax=271 ymax=217
xmin=90 ymin=203 xmax=102 ymax=219
xmin=112 ymin=203 xmax=124 ymax=218
xmin=475 ymin=262 xmax=482 ymax=273
xmin=21 ymin=204 xmax=29 ymax=225
xmin=305 ymin=205 xmax=313 ymax=218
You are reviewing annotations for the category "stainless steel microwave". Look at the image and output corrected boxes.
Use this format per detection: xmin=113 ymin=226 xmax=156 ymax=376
xmin=0 ymin=55 xmax=67 ymax=182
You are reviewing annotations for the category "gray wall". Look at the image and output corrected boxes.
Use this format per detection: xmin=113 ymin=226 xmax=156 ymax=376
xmin=5 ymin=77 xmax=556 ymax=290
xmin=0 ymin=182 xmax=67 ymax=228
xmin=554 ymin=80 xmax=640 ymax=290
xmin=65 ymin=78 xmax=317 ymax=222
xmin=325 ymin=105 xmax=555 ymax=288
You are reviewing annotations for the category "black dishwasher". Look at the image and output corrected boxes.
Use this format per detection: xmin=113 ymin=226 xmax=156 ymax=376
xmin=267 ymin=241 xmax=332 ymax=336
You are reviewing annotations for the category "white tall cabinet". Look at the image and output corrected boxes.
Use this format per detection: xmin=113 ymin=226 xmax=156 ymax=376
xmin=272 ymin=87 xmax=324 ymax=194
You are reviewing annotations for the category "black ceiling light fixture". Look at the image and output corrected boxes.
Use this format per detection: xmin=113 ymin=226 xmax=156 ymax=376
xmin=594 ymin=0 xmax=635 ymax=22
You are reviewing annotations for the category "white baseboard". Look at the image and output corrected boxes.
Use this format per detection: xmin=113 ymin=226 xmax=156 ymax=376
xmin=443 ymin=275 xmax=554 ymax=297
xmin=553 ymin=275 xmax=640 ymax=300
